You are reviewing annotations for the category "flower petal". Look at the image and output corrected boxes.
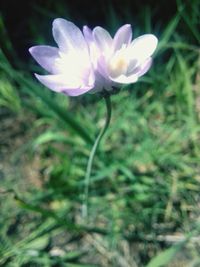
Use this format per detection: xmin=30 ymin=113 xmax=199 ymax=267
xmin=83 ymin=25 xmax=100 ymax=69
xmin=93 ymin=26 xmax=113 ymax=54
xmin=29 ymin=46 xmax=60 ymax=74
xmin=127 ymin=57 xmax=152 ymax=76
xmin=112 ymin=58 xmax=152 ymax=85
xmin=129 ymin=34 xmax=158 ymax=62
xmin=83 ymin=25 xmax=93 ymax=43
xmin=113 ymin=24 xmax=132 ymax=51
xmin=137 ymin=58 xmax=153 ymax=77
xmin=62 ymin=86 xmax=94 ymax=96
xmin=109 ymin=73 xmax=138 ymax=84
xmin=97 ymin=56 xmax=109 ymax=78
xmin=35 ymin=73 xmax=75 ymax=92
xmin=52 ymin=18 xmax=87 ymax=53
xmin=35 ymin=74 xmax=94 ymax=96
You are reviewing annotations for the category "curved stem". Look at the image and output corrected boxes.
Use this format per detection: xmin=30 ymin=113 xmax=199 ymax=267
xmin=82 ymin=95 xmax=112 ymax=218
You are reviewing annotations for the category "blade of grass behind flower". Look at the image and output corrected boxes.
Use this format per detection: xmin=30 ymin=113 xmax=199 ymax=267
xmin=175 ymin=51 xmax=195 ymax=121
xmin=176 ymin=0 xmax=200 ymax=43
xmin=0 ymin=15 xmax=19 ymax=61
xmin=157 ymin=13 xmax=180 ymax=53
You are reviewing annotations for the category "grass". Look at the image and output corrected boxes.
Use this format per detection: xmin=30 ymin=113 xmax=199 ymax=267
xmin=0 ymin=1 xmax=200 ymax=266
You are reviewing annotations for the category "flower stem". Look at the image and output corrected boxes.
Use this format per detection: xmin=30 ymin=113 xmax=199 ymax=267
xmin=82 ymin=94 xmax=112 ymax=218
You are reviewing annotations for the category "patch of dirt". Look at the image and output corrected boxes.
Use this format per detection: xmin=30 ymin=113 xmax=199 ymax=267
xmin=0 ymin=107 xmax=42 ymax=191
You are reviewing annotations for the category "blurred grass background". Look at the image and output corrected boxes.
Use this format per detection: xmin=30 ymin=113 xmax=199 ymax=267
xmin=0 ymin=0 xmax=200 ymax=266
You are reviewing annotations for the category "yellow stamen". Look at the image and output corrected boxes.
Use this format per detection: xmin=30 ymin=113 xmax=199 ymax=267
xmin=108 ymin=52 xmax=128 ymax=78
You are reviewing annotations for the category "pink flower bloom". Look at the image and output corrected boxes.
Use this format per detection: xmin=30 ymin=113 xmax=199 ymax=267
xmin=83 ymin=24 xmax=158 ymax=92
xmin=29 ymin=19 xmax=95 ymax=96
xmin=29 ymin=19 xmax=158 ymax=96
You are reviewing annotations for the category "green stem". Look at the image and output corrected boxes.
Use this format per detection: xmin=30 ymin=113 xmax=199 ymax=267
xmin=82 ymin=94 xmax=112 ymax=218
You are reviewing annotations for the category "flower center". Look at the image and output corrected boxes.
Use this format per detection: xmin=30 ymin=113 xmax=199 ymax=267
xmin=108 ymin=52 xmax=128 ymax=78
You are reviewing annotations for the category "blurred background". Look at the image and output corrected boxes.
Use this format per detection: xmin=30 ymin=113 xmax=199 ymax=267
xmin=0 ymin=0 xmax=200 ymax=266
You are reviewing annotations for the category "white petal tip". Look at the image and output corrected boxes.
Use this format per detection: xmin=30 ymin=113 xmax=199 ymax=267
xmin=124 ymin=24 xmax=131 ymax=29
xmin=147 ymin=34 xmax=158 ymax=51
xmin=29 ymin=46 xmax=35 ymax=55
xmin=52 ymin=18 xmax=65 ymax=25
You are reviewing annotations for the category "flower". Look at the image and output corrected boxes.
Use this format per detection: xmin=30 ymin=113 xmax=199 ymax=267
xmin=83 ymin=24 xmax=158 ymax=92
xmin=29 ymin=19 xmax=95 ymax=96
xmin=29 ymin=19 xmax=158 ymax=96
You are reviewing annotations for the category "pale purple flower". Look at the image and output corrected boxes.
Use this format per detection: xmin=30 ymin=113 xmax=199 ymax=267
xmin=29 ymin=19 xmax=95 ymax=96
xmin=29 ymin=19 xmax=158 ymax=96
xmin=83 ymin=24 xmax=158 ymax=92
